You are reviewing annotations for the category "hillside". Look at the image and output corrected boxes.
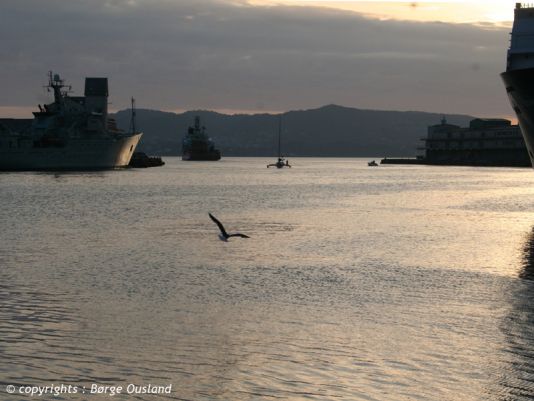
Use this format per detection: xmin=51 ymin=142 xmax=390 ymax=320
xmin=113 ymin=105 xmax=474 ymax=157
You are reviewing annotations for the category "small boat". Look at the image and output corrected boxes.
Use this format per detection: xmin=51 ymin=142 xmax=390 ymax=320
xmin=127 ymin=98 xmax=164 ymax=168
xmin=268 ymin=157 xmax=291 ymax=169
xmin=129 ymin=152 xmax=165 ymax=168
xmin=267 ymin=116 xmax=291 ymax=168
xmin=368 ymin=160 xmax=378 ymax=166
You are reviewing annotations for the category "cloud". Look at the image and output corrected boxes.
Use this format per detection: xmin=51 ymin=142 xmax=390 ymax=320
xmin=0 ymin=0 xmax=513 ymax=117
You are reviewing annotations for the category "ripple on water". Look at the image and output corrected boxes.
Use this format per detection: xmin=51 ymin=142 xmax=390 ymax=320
xmin=3 ymin=160 xmax=534 ymax=400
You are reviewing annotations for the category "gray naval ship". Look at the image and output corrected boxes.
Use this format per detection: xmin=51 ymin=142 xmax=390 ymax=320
xmin=0 ymin=72 xmax=142 ymax=170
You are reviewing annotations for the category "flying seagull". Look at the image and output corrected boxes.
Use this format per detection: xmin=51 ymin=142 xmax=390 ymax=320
xmin=209 ymin=213 xmax=250 ymax=241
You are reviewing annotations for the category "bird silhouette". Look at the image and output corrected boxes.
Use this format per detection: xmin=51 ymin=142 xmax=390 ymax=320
xmin=209 ymin=213 xmax=250 ymax=241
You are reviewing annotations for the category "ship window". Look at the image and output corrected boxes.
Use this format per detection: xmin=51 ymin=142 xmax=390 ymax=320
xmin=130 ymin=145 xmax=133 ymax=152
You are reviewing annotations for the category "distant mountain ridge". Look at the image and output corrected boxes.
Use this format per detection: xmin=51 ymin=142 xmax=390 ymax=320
xmin=113 ymin=104 xmax=475 ymax=157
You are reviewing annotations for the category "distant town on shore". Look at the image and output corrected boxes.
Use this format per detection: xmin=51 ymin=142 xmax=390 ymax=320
xmin=113 ymin=104 xmax=476 ymax=157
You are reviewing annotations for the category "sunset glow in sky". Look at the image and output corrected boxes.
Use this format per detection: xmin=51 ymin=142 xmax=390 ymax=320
xmin=0 ymin=0 xmax=523 ymax=119
xmin=249 ymin=1 xmax=514 ymax=24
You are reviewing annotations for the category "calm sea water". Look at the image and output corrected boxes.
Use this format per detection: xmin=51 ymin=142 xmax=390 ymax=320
xmin=1 ymin=157 xmax=534 ymax=401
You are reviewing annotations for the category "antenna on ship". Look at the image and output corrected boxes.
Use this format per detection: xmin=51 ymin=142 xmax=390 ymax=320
xmin=45 ymin=71 xmax=72 ymax=109
xmin=129 ymin=97 xmax=136 ymax=134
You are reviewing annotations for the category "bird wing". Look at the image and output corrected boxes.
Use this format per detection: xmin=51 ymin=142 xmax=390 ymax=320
xmin=228 ymin=233 xmax=250 ymax=238
xmin=209 ymin=213 xmax=228 ymax=237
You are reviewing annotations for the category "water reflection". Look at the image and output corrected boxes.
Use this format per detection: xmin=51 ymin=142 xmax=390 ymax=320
xmin=0 ymin=279 xmax=79 ymax=389
xmin=496 ymin=227 xmax=534 ymax=400
xmin=5 ymin=161 xmax=534 ymax=400
xmin=49 ymin=171 xmax=109 ymax=179
xmin=519 ymin=227 xmax=534 ymax=281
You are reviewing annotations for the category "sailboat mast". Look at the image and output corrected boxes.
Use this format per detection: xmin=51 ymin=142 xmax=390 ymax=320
xmin=278 ymin=115 xmax=282 ymax=159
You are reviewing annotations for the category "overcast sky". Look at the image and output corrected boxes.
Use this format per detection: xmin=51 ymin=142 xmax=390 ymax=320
xmin=0 ymin=0 xmax=517 ymax=118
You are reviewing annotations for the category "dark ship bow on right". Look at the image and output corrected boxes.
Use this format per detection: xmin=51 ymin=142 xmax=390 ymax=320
xmin=502 ymin=3 xmax=534 ymax=167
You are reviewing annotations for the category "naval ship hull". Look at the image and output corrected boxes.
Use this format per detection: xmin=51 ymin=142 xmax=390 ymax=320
xmin=0 ymin=134 xmax=142 ymax=171
xmin=501 ymin=68 xmax=534 ymax=167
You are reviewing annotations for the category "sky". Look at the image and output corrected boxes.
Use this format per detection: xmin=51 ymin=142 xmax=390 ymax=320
xmin=251 ymin=1 xmax=514 ymax=25
xmin=0 ymin=0 xmax=522 ymax=119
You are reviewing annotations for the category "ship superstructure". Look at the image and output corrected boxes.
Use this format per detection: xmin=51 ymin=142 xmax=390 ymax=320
xmin=501 ymin=3 xmax=534 ymax=167
xmin=0 ymin=72 xmax=142 ymax=170
xmin=182 ymin=116 xmax=221 ymax=161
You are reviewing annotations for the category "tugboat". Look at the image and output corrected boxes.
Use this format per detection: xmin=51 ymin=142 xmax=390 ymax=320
xmin=127 ymin=98 xmax=164 ymax=168
xmin=182 ymin=116 xmax=221 ymax=161
xmin=0 ymin=71 xmax=142 ymax=170
xmin=129 ymin=152 xmax=165 ymax=168
xmin=267 ymin=116 xmax=291 ymax=168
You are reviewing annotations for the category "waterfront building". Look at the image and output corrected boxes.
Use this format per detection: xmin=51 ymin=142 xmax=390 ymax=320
xmin=419 ymin=117 xmax=530 ymax=167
